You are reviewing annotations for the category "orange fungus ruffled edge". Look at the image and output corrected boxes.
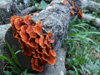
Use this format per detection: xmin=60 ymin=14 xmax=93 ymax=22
xmin=10 ymin=15 xmax=56 ymax=72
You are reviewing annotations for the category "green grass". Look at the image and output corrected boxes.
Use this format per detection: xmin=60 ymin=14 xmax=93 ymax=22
xmin=64 ymin=16 xmax=100 ymax=75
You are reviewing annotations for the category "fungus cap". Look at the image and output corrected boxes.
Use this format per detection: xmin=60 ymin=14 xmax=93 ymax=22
xmin=24 ymin=15 xmax=32 ymax=25
xmin=11 ymin=15 xmax=56 ymax=72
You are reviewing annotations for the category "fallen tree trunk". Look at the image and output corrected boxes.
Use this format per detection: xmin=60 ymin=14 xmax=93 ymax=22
xmin=4 ymin=0 xmax=81 ymax=75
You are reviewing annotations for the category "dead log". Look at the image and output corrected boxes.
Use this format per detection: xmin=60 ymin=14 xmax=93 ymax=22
xmin=4 ymin=0 xmax=81 ymax=75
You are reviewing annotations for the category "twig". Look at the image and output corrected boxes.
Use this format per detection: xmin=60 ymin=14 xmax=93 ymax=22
xmin=81 ymin=0 xmax=100 ymax=14
xmin=83 ymin=13 xmax=100 ymax=27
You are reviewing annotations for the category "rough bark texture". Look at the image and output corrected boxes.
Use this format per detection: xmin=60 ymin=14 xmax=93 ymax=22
xmin=3 ymin=0 xmax=81 ymax=75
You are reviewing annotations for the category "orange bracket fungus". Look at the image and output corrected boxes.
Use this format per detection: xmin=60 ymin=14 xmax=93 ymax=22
xmin=70 ymin=10 xmax=75 ymax=15
xmin=78 ymin=9 xmax=83 ymax=19
xmin=70 ymin=1 xmax=75 ymax=16
xmin=71 ymin=1 xmax=74 ymax=6
xmin=75 ymin=5 xmax=80 ymax=9
xmin=69 ymin=0 xmax=83 ymax=19
xmin=10 ymin=15 xmax=56 ymax=72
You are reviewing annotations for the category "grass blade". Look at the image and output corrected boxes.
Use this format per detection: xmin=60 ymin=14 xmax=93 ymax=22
xmin=73 ymin=66 xmax=79 ymax=75
xmin=5 ymin=40 xmax=22 ymax=69
xmin=0 ymin=55 xmax=17 ymax=67
xmin=27 ymin=73 xmax=35 ymax=75
xmin=3 ymin=71 xmax=12 ymax=75
xmin=6 ymin=66 xmax=18 ymax=69
xmin=15 ymin=50 xmax=22 ymax=55
xmin=69 ymin=32 xmax=100 ymax=36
